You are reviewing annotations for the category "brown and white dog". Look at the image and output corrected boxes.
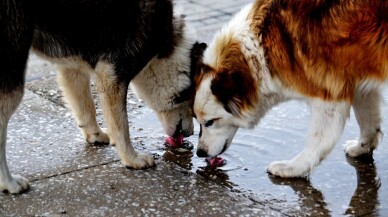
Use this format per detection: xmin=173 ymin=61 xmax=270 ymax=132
xmin=193 ymin=0 xmax=388 ymax=177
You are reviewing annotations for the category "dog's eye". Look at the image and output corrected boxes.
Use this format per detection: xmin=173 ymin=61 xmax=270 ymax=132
xmin=204 ymin=119 xmax=215 ymax=127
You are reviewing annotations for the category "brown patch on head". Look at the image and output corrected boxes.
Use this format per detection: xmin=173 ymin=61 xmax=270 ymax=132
xmin=210 ymin=41 xmax=258 ymax=116
xmin=194 ymin=64 xmax=213 ymax=89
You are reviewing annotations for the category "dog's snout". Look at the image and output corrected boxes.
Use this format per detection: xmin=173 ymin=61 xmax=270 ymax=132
xmin=220 ymin=139 xmax=228 ymax=154
xmin=173 ymin=118 xmax=193 ymax=137
xmin=172 ymin=119 xmax=183 ymax=137
xmin=182 ymin=130 xmax=193 ymax=137
xmin=196 ymin=148 xmax=208 ymax=158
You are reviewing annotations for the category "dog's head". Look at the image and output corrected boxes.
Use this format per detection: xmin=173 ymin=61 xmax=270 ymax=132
xmin=131 ymin=25 xmax=207 ymax=138
xmin=193 ymin=37 xmax=259 ymax=157
xmin=158 ymin=42 xmax=207 ymax=137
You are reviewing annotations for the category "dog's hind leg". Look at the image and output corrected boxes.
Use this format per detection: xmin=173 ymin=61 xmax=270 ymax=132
xmin=268 ymin=100 xmax=351 ymax=177
xmin=57 ymin=66 xmax=109 ymax=144
xmin=95 ymin=63 xmax=154 ymax=169
xmin=345 ymin=89 xmax=382 ymax=157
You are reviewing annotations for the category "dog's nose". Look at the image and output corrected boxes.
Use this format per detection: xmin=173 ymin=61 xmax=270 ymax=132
xmin=196 ymin=148 xmax=208 ymax=158
xmin=182 ymin=129 xmax=193 ymax=137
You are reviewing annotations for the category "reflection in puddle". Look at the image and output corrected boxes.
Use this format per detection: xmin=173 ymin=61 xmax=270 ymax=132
xmin=163 ymin=148 xmax=194 ymax=171
xmin=134 ymin=103 xmax=387 ymax=216
xmin=163 ymin=147 xmax=383 ymax=216
xmin=196 ymin=167 xmax=236 ymax=190
xmin=268 ymin=175 xmax=329 ymax=216
xmin=345 ymin=156 xmax=381 ymax=216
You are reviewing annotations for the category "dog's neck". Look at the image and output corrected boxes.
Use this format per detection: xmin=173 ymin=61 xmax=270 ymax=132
xmin=225 ymin=11 xmax=295 ymax=127
xmin=130 ymin=23 xmax=196 ymax=112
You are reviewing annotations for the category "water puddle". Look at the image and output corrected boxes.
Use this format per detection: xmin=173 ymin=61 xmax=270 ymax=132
xmin=131 ymin=94 xmax=387 ymax=216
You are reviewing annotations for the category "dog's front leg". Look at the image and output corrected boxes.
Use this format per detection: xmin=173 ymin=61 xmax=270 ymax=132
xmin=0 ymin=89 xmax=29 ymax=193
xmin=268 ymin=99 xmax=351 ymax=177
xmin=96 ymin=65 xmax=154 ymax=169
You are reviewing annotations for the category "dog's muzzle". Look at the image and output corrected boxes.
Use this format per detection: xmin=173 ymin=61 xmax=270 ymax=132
xmin=173 ymin=118 xmax=193 ymax=137
xmin=196 ymin=148 xmax=208 ymax=158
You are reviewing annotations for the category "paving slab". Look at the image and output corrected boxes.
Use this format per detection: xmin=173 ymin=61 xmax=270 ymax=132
xmin=1 ymin=89 xmax=285 ymax=216
xmin=1 ymin=159 xmax=276 ymax=217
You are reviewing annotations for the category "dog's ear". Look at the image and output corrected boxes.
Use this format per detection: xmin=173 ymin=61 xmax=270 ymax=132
xmin=211 ymin=70 xmax=256 ymax=117
xmin=190 ymin=42 xmax=207 ymax=80
xmin=189 ymin=42 xmax=207 ymax=114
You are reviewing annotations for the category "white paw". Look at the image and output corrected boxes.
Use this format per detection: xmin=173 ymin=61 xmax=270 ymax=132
xmin=0 ymin=175 xmax=29 ymax=194
xmin=123 ymin=153 xmax=155 ymax=169
xmin=344 ymin=140 xmax=369 ymax=157
xmin=268 ymin=160 xmax=310 ymax=178
xmin=86 ymin=129 xmax=110 ymax=144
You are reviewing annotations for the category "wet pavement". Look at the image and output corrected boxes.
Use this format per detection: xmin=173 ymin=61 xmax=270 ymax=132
xmin=1 ymin=0 xmax=387 ymax=216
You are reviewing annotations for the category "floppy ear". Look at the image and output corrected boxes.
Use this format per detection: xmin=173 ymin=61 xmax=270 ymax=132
xmin=210 ymin=70 xmax=256 ymax=116
xmin=173 ymin=42 xmax=207 ymax=106
xmin=188 ymin=42 xmax=207 ymax=113
xmin=190 ymin=42 xmax=207 ymax=80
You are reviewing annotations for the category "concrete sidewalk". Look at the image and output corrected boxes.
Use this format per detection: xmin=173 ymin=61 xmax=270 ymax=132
xmin=0 ymin=0 xmax=291 ymax=216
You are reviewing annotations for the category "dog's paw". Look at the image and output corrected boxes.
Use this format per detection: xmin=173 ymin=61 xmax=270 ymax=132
xmin=267 ymin=160 xmax=309 ymax=178
xmin=124 ymin=153 xmax=155 ymax=169
xmin=344 ymin=140 xmax=370 ymax=157
xmin=86 ymin=129 xmax=110 ymax=144
xmin=0 ymin=175 xmax=29 ymax=194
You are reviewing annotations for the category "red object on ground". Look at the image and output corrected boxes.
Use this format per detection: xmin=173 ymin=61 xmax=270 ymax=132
xmin=165 ymin=133 xmax=184 ymax=148
xmin=206 ymin=157 xmax=226 ymax=167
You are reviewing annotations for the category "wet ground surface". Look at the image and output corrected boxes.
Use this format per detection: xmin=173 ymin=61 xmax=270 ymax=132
xmin=1 ymin=0 xmax=387 ymax=216
xmin=7 ymin=72 xmax=387 ymax=216
xmin=138 ymin=100 xmax=388 ymax=217
xmin=5 ymin=79 xmax=280 ymax=217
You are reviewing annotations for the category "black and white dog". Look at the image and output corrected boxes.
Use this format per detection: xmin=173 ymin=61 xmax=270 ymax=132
xmin=0 ymin=0 xmax=206 ymax=193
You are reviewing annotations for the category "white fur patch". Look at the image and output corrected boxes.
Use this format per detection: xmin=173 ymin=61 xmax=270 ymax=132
xmin=130 ymin=25 xmax=196 ymax=112
xmin=268 ymin=100 xmax=350 ymax=177
xmin=204 ymin=3 xmax=254 ymax=68
xmin=130 ymin=14 xmax=197 ymax=136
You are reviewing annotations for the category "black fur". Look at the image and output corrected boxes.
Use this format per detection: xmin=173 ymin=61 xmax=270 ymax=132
xmin=0 ymin=0 xmax=181 ymax=90
xmin=189 ymin=42 xmax=208 ymax=81
xmin=173 ymin=42 xmax=207 ymax=104
xmin=0 ymin=0 xmax=33 ymax=92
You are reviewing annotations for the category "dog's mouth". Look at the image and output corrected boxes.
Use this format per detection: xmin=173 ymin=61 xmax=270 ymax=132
xmin=220 ymin=139 xmax=229 ymax=155
xmin=196 ymin=139 xmax=229 ymax=158
xmin=206 ymin=156 xmax=226 ymax=167
xmin=165 ymin=133 xmax=184 ymax=147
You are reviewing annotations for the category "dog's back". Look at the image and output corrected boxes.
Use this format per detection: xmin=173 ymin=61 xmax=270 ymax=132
xmin=251 ymin=0 xmax=388 ymax=101
xmin=33 ymin=1 xmax=177 ymax=73
xmin=1 ymin=0 xmax=179 ymax=81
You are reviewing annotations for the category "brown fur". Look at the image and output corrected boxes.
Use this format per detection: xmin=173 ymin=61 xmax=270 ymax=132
xmin=195 ymin=41 xmax=258 ymax=116
xmin=193 ymin=0 xmax=388 ymax=178
xmin=249 ymin=0 xmax=388 ymax=101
